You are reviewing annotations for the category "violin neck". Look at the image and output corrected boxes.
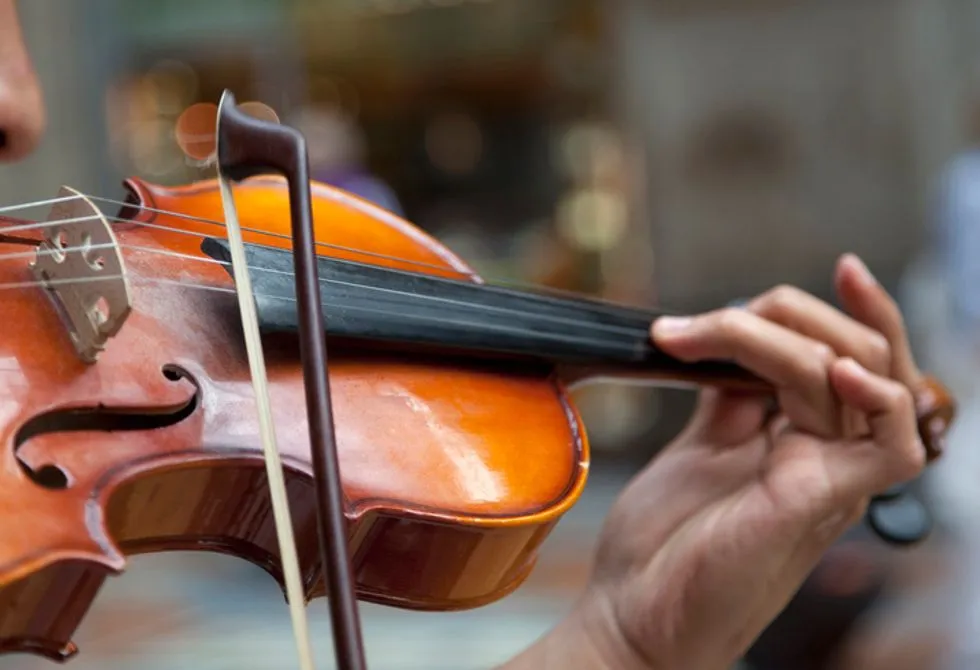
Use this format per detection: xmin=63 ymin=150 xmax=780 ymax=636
xmin=202 ymin=238 xmax=763 ymax=390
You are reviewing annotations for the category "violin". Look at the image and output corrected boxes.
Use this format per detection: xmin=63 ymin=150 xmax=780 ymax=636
xmin=0 ymin=93 xmax=955 ymax=668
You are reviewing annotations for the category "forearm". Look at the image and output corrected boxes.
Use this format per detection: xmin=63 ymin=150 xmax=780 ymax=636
xmin=495 ymin=594 xmax=653 ymax=670
xmin=494 ymin=627 xmax=611 ymax=670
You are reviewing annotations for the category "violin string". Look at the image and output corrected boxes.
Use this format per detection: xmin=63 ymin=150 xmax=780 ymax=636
xmin=0 ymin=231 xmax=649 ymax=341
xmin=0 ymin=212 xmax=101 ymax=234
xmin=0 ymin=237 xmax=646 ymax=354
xmin=0 ymin=195 xmax=72 ymax=213
xmin=0 ymin=193 xmax=475 ymax=278
xmin=0 ymin=191 xmax=651 ymax=309
xmin=1 ymin=242 xmax=646 ymax=343
xmin=2 ymin=269 xmax=646 ymax=356
xmin=3 ymin=206 xmax=642 ymax=319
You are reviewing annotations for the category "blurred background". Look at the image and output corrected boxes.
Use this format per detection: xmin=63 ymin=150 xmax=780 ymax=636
xmin=4 ymin=0 xmax=980 ymax=668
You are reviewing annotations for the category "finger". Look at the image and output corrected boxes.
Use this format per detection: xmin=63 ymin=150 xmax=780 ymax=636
xmin=828 ymin=358 xmax=925 ymax=492
xmin=652 ymin=310 xmax=834 ymax=389
xmin=685 ymin=387 xmax=774 ymax=446
xmin=747 ymin=284 xmax=891 ymax=377
xmin=652 ymin=309 xmax=839 ymax=434
xmin=834 ymin=254 xmax=921 ymax=387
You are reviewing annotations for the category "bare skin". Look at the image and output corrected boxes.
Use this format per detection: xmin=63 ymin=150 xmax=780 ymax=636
xmin=501 ymin=261 xmax=928 ymax=669
xmin=0 ymin=0 xmax=43 ymax=161
xmin=0 ymin=2 xmax=938 ymax=668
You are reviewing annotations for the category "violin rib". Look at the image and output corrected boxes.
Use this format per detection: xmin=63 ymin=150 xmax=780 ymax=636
xmin=0 ymin=177 xmax=590 ymax=660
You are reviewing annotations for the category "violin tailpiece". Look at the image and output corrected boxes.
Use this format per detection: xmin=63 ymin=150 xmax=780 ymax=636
xmin=29 ymin=185 xmax=132 ymax=363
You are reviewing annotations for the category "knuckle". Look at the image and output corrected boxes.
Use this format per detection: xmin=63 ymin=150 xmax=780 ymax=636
xmin=895 ymin=438 xmax=927 ymax=480
xmin=880 ymin=385 xmax=925 ymax=478
xmin=715 ymin=307 xmax=749 ymax=337
xmin=887 ymin=383 xmax=915 ymax=415
xmin=801 ymin=343 xmax=835 ymax=381
xmin=864 ymin=333 xmax=892 ymax=374
xmin=813 ymin=342 xmax=836 ymax=365
xmin=758 ymin=284 xmax=800 ymax=318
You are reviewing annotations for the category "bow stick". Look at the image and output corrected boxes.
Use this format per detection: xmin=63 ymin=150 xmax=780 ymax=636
xmin=213 ymin=90 xmax=368 ymax=670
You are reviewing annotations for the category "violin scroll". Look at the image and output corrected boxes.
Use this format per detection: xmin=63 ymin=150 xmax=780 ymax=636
xmin=915 ymin=374 xmax=956 ymax=462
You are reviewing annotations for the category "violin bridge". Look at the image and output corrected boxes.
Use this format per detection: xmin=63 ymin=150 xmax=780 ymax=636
xmin=30 ymin=185 xmax=132 ymax=363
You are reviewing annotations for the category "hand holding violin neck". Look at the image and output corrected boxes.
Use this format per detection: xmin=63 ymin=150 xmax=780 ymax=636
xmin=201 ymin=235 xmax=761 ymax=388
xmin=201 ymin=235 xmax=953 ymax=465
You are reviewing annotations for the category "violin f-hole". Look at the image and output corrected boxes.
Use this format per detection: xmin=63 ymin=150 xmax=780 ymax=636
xmin=12 ymin=364 xmax=199 ymax=490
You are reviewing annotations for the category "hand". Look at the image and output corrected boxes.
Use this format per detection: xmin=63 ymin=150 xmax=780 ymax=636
xmin=501 ymin=254 xmax=932 ymax=670
xmin=585 ymin=253 xmax=929 ymax=669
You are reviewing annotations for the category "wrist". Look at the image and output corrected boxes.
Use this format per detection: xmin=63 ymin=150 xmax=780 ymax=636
xmin=574 ymin=587 xmax=659 ymax=670
xmin=498 ymin=588 xmax=657 ymax=670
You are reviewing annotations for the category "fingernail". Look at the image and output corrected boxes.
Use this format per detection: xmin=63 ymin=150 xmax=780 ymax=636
xmin=846 ymin=254 xmax=877 ymax=287
xmin=653 ymin=316 xmax=692 ymax=336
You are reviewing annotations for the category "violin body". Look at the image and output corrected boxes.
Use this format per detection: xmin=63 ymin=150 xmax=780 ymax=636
xmin=0 ymin=177 xmax=589 ymax=661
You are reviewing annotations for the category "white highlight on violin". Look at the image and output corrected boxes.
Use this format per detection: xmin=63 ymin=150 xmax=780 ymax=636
xmin=213 ymin=95 xmax=318 ymax=670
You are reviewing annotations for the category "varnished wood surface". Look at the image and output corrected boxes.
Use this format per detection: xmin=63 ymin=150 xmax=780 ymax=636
xmin=0 ymin=175 xmax=958 ymax=663
xmin=0 ymin=466 xmax=615 ymax=669
xmin=0 ymin=177 xmax=590 ymax=660
xmin=123 ymin=176 xmax=481 ymax=280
